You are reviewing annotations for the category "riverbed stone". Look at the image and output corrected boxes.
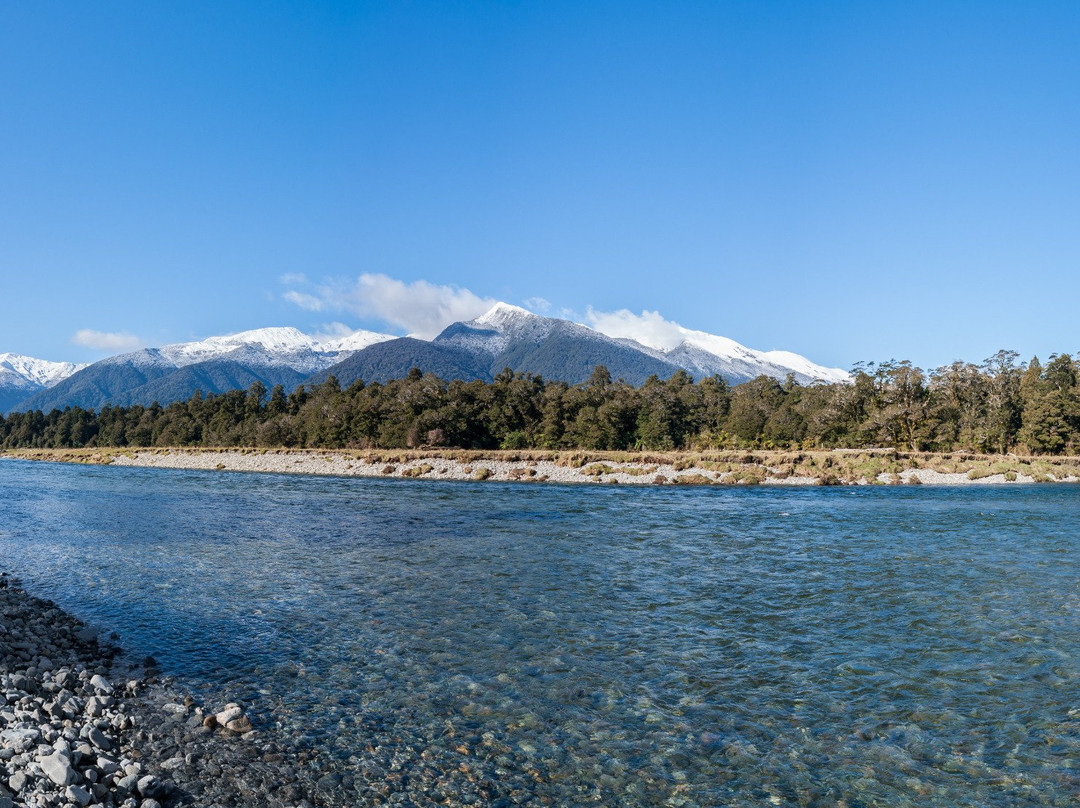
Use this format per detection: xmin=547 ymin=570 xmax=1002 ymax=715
xmin=87 ymin=725 xmax=111 ymax=750
xmin=136 ymin=774 xmax=162 ymax=797
xmin=215 ymin=704 xmax=242 ymax=725
xmin=115 ymin=773 xmax=138 ymax=795
xmin=65 ymin=783 xmax=92 ymax=806
xmin=39 ymin=750 xmax=76 ymax=786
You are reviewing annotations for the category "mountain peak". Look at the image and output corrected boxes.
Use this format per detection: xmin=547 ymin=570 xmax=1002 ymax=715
xmin=473 ymin=302 xmax=537 ymax=328
xmin=0 ymin=353 xmax=88 ymax=413
xmin=0 ymin=353 xmax=87 ymax=387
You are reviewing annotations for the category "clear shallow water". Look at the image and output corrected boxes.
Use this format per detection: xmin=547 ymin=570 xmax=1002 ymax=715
xmin=2 ymin=461 xmax=1080 ymax=806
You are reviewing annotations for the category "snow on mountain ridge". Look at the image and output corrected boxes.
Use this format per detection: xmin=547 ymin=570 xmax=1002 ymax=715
xmin=0 ymin=353 xmax=87 ymax=388
xmin=318 ymin=329 xmax=396 ymax=353
xmin=158 ymin=327 xmax=322 ymax=365
xmin=583 ymin=308 xmax=849 ymax=384
xmin=443 ymin=302 xmax=556 ymax=355
xmin=5 ymin=304 xmax=845 ymax=404
xmin=458 ymin=301 xmax=847 ymax=384
xmin=150 ymin=326 xmax=396 ymax=372
xmin=760 ymin=350 xmax=849 ymax=383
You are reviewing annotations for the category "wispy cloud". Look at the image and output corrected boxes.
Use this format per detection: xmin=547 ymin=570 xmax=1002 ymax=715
xmin=523 ymin=296 xmax=551 ymax=313
xmin=70 ymin=329 xmax=147 ymax=352
xmin=313 ymin=321 xmax=357 ymax=340
xmin=281 ymin=273 xmax=496 ymax=338
xmin=584 ymin=307 xmax=687 ymax=351
xmin=282 ymin=290 xmax=325 ymax=311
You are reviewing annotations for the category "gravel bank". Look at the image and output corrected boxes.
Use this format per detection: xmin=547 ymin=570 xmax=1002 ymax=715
xmin=0 ymin=574 xmax=319 ymax=808
xmin=107 ymin=449 xmax=819 ymax=485
xmin=102 ymin=449 xmax=1078 ymax=486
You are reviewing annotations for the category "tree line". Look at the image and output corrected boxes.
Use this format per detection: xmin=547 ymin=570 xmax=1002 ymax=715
xmin=2 ymin=350 xmax=1079 ymax=454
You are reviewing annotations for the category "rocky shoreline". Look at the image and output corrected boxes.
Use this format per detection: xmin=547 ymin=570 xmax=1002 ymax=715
xmin=0 ymin=574 xmax=319 ymax=808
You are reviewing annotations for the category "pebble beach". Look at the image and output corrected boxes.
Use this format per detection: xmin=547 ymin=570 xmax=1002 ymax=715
xmin=0 ymin=575 xmax=319 ymax=808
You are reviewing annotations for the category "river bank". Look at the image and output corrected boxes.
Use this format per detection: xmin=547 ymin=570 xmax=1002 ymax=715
xmin=0 ymin=575 xmax=319 ymax=808
xmin=4 ymin=447 xmax=1080 ymax=486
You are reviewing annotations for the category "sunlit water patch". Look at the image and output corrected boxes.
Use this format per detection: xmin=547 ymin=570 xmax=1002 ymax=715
xmin=2 ymin=460 xmax=1080 ymax=806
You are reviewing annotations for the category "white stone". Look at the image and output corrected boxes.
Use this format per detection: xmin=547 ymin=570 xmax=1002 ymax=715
xmin=215 ymin=704 xmax=242 ymax=725
xmin=39 ymin=750 xmax=76 ymax=786
xmin=66 ymin=784 xmax=92 ymax=806
xmin=89 ymin=674 xmax=112 ymax=694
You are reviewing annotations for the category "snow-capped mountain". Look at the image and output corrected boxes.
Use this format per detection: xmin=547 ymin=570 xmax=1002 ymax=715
xmin=585 ymin=315 xmax=849 ymax=385
xmin=439 ymin=303 xmax=847 ymax=385
xmin=431 ymin=303 xmax=681 ymax=384
xmin=1 ymin=353 xmax=85 ymax=388
xmin=319 ymin=302 xmax=847 ymax=389
xmin=7 ymin=305 xmax=847 ymax=412
xmin=12 ymin=326 xmax=395 ymax=412
xmin=438 ymin=302 xmax=629 ymax=357
xmin=153 ymin=326 xmax=394 ymax=373
xmin=463 ymin=302 xmax=560 ymax=351
xmin=0 ymin=353 xmax=87 ymax=413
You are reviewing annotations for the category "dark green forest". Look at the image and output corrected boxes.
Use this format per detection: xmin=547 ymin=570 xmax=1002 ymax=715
xmin=3 ymin=350 xmax=1080 ymax=455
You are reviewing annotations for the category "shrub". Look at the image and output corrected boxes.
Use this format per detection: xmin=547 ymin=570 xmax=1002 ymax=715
xmin=500 ymin=431 xmax=529 ymax=450
xmin=673 ymin=473 xmax=713 ymax=485
xmin=583 ymin=463 xmax=615 ymax=477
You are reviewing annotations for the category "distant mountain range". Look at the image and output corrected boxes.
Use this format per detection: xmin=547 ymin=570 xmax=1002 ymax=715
xmin=2 ymin=304 xmax=848 ymax=413
xmin=0 ymin=354 xmax=88 ymax=413
xmin=10 ymin=327 xmax=395 ymax=413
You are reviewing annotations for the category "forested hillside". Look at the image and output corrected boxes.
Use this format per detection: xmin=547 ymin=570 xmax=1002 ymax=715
xmin=2 ymin=351 xmax=1079 ymax=455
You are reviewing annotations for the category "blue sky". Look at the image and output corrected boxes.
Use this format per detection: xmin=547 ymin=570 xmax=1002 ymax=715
xmin=2 ymin=1 xmax=1078 ymax=372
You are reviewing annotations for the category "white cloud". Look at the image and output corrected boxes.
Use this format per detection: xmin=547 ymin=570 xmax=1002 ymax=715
xmin=282 ymin=290 xmax=325 ymax=311
xmin=282 ymin=273 xmax=496 ymax=339
xmin=523 ymin=296 xmax=551 ymax=313
xmin=70 ymin=329 xmax=147 ymax=352
xmin=279 ymin=272 xmax=308 ymax=285
xmin=584 ymin=307 xmax=687 ymax=351
xmin=313 ymin=322 xmax=356 ymax=340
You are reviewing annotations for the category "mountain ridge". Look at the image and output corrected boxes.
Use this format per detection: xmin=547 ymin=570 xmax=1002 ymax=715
xmin=11 ymin=326 xmax=395 ymax=413
xmin=4 ymin=306 xmax=847 ymax=412
xmin=0 ymin=353 xmax=88 ymax=414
